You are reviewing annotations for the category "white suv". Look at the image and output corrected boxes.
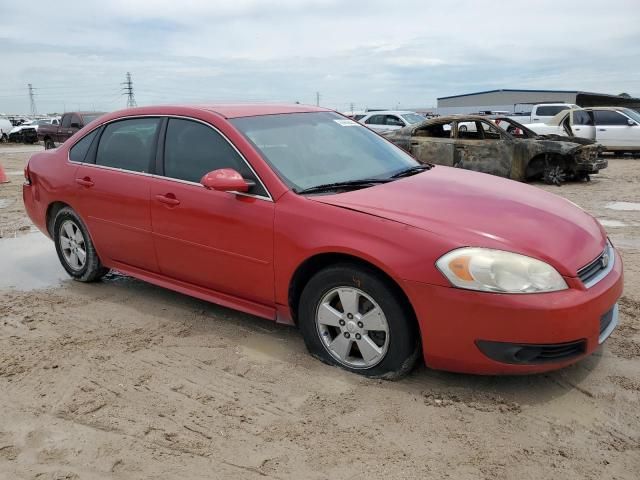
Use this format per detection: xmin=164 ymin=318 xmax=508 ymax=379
xmin=587 ymin=107 xmax=640 ymax=152
xmin=359 ymin=111 xmax=425 ymax=133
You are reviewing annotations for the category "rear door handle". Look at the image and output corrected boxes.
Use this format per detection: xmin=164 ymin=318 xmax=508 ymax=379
xmin=598 ymin=128 xmax=607 ymax=131
xmin=75 ymin=177 xmax=94 ymax=187
xmin=155 ymin=194 xmax=180 ymax=206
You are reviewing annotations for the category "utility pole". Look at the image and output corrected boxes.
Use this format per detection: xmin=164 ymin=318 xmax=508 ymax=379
xmin=122 ymin=72 xmax=137 ymax=108
xmin=316 ymin=91 xmax=320 ymax=107
xmin=28 ymin=84 xmax=37 ymax=116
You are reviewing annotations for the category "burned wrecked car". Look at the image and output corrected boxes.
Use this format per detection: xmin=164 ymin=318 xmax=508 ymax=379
xmin=383 ymin=115 xmax=606 ymax=185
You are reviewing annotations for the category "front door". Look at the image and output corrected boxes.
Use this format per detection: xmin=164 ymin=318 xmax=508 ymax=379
xmin=593 ymin=110 xmax=638 ymax=148
xmin=408 ymin=120 xmax=455 ymax=166
xmin=74 ymin=117 xmax=162 ymax=272
xmin=149 ymin=117 xmax=275 ymax=304
xmin=453 ymin=120 xmax=513 ymax=178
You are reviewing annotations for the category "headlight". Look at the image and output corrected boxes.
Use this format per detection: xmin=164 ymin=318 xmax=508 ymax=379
xmin=436 ymin=248 xmax=568 ymax=293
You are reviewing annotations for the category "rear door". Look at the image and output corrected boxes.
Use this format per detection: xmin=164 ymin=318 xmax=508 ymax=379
xmin=74 ymin=117 xmax=162 ymax=272
xmin=149 ymin=117 xmax=275 ymax=304
xmin=593 ymin=110 xmax=636 ymax=148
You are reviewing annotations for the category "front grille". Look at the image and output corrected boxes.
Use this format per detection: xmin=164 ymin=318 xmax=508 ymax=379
xmin=578 ymin=243 xmax=613 ymax=287
xmin=476 ymin=339 xmax=586 ymax=365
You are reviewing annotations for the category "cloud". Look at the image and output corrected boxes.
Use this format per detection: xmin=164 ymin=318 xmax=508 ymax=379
xmin=0 ymin=0 xmax=639 ymax=113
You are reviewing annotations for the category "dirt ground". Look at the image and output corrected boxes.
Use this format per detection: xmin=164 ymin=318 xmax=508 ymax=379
xmin=1 ymin=145 xmax=639 ymax=480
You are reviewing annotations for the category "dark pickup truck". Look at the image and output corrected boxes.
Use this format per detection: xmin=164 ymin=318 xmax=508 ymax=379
xmin=38 ymin=111 xmax=105 ymax=149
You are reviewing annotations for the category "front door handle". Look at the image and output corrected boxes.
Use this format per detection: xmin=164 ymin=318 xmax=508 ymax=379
xmin=155 ymin=194 xmax=181 ymax=206
xmin=598 ymin=128 xmax=607 ymax=131
xmin=75 ymin=177 xmax=94 ymax=187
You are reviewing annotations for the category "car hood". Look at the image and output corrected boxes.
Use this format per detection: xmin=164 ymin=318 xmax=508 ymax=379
xmin=310 ymin=167 xmax=606 ymax=276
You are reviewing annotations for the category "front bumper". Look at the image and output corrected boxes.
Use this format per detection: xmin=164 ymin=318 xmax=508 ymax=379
xmin=402 ymin=248 xmax=623 ymax=374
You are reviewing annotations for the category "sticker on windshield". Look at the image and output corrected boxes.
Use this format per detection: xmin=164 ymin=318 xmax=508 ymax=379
xmin=334 ymin=119 xmax=360 ymax=127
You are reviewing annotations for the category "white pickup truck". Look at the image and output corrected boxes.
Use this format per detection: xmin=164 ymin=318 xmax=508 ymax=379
xmin=503 ymin=103 xmax=578 ymax=124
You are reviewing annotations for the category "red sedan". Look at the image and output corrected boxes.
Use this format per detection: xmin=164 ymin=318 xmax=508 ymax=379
xmin=23 ymin=104 xmax=623 ymax=377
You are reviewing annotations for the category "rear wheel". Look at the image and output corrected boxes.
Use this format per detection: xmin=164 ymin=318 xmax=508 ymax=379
xmin=44 ymin=138 xmax=55 ymax=149
xmin=298 ymin=264 xmax=419 ymax=379
xmin=53 ymin=207 xmax=109 ymax=282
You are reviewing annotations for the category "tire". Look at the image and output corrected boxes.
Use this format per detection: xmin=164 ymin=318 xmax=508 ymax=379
xmin=44 ymin=138 xmax=55 ymax=150
xmin=53 ymin=207 xmax=109 ymax=282
xmin=298 ymin=264 xmax=420 ymax=379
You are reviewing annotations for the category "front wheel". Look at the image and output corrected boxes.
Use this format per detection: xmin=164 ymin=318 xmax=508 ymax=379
xmin=298 ymin=264 xmax=420 ymax=379
xmin=53 ymin=207 xmax=109 ymax=282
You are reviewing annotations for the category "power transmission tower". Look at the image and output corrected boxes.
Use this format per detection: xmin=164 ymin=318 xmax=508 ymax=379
xmin=122 ymin=72 xmax=137 ymax=107
xmin=28 ymin=84 xmax=37 ymax=116
xmin=316 ymin=91 xmax=320 ymax=106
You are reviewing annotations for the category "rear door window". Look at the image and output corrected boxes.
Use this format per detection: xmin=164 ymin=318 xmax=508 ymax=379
xmin=69 ymin=129 xmax=99 ymax=163
xmin=163 ymin=118 xmax=266 ymax=195
xmin=572 ymin=110 xmax=594 ymax=125
xmin=95 ymin=118 xmax=161 ymax=172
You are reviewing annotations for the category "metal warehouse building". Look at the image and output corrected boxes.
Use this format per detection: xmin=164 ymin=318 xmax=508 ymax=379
xmin=436 ymin=89 xmax=640 ymax=115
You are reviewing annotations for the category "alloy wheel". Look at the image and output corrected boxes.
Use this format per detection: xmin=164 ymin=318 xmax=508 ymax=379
xmin=59 ymin=220 xmax=87 ymax=270
xmin=315 ymin=287 xmax=390 ymax=369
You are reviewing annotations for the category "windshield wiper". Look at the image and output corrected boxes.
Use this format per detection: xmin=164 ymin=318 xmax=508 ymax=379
xmin=389 ymin=164 xmax=433 ymax=179
xmin=295 ymin=178 xmax=391 ymax=195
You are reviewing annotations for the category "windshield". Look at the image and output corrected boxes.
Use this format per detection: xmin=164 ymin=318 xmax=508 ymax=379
xmin=401 ymin=113 xmax=425 ymax=124
xmin=621 ymin=108 xmax=640 ymax=123
xmin=231 ymin=112 xmax=419 ymax=192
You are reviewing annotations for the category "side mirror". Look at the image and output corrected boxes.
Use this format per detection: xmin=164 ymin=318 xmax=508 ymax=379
xmin=628 ymin=118 xmax=636 ymax=126
xmin=200 ymin=168 xmax=252 ymax=193
xmin=70 ymin=122 xmax=81 ymax=129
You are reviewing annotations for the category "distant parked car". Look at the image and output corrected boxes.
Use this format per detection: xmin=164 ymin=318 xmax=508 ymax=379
xmin=586 ymin=107 xmax=640 ymax=153
xmin=9 ymin=118 xmax=60 ymax=144
xmin=359 ymin=110 xmax=425 ymax=133
xmin=38 ymin=111 xmax=105 ymax=149
xmin=384 ymin=115 xmax=605 ymax=185
xmin=0 ymin=118 xmax=12 ymax=142
xmin=504 ymin=103 xmax=578 ymax=124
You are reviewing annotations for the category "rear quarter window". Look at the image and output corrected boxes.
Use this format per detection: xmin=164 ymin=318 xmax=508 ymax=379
xmin=69 ymin=129 xmax=99 ymax=163
xmin=536 ymin=106 xmax=570 ymax=116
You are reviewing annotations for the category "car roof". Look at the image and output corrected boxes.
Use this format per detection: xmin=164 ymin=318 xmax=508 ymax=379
xmin=196 ymin=104 xmax=329 ymax=118
xmin=584 ymin=106 xmax=629 ymax=112
xmin=363 ymin=110 xmax=419 ymax=116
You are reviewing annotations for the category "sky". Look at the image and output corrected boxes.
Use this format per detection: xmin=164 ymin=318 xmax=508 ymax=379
xmin=0 ymin=0 xmax=639 ymax=114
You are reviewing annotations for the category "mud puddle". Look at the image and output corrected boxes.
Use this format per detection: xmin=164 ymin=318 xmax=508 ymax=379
xmin=0 ymin=232 xmax=69 ymax=290
xmin=606 ymin=202 xmax=640 ymax=211
xmin=599 ymin=218 xmax=628 ymax=228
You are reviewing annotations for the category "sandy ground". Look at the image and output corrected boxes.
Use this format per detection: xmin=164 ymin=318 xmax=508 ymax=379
xmin=0 ymin=145 xmax=639 ymax=479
